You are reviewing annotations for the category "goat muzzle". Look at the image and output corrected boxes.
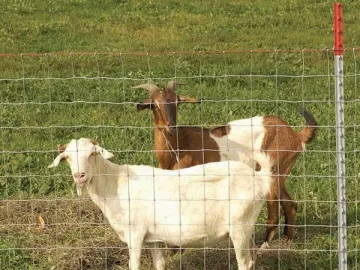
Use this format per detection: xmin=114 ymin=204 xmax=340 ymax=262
xmin=166 ymin=126 xmax=176 ymax=136
xmin=73 ymin=172 xmax=87 ymax=186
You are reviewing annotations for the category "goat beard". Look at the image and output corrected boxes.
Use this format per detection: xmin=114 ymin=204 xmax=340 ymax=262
xmin=76 ymin=180 xmax=88 ymax=197
xmin=76 ymin=185 xmax=83 ymax=196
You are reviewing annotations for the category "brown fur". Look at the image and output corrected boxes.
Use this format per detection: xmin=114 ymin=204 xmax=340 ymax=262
xmin=210 ymin=125 xmax=231 ymax=138
xmin=154 ymin=126 xmax=220 ymax=170
xmin=136 ymin=81 xmax=212 ymax=170
xmin=261 ymin=111 xmax=316 ymax=244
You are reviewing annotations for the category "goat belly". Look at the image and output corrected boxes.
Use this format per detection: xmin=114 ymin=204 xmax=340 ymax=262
xmin=144 ymin=199 xmax=231 ymax=247
xmin=145 ymin=223 xmax=230 ymax=247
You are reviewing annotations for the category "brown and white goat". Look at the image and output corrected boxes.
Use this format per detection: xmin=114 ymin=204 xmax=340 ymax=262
xmin=135 ymin=81 xmax=317 ymax=247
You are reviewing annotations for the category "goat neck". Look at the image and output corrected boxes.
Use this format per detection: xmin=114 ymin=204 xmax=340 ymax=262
xmin=153 ymin=127 xmax=180 ymax=169
xmin=86 ymin=156 xmax=125 ymax=212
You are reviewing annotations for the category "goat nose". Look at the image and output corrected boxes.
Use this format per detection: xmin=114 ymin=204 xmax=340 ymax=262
xmin=168 ymin=126 xmax=176 ymax=136
xmin=73 ymin=172 xmax=85 ymax=181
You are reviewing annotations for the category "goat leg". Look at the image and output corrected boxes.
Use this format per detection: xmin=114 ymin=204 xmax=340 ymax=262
xmin=280 ymin=186 xmax=297 ymax=241
xmin=261 ymin=179 xmax=281 ymax=248
xmin=150 ymin=242 xmax=165 ymax=270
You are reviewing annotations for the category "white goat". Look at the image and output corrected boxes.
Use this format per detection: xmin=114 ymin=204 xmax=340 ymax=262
xmin=48 ymin=138 xmax=273 ymax=270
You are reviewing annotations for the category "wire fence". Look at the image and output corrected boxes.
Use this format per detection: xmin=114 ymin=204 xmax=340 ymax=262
xmin=0 ymin=48 xmax=359 ymax=269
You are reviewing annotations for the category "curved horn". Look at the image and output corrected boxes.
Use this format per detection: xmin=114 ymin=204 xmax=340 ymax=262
xmin=167 ymin=81 xmax=184 ymax=92
xmin=132 ymin=83 xmax=161 ymax=95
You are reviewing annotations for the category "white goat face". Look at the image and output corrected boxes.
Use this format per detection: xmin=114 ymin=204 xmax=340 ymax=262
xmin=48 ymin=138 xmax=114 ymax=192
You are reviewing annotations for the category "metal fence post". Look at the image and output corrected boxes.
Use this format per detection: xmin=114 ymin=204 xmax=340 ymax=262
xmin=334 ymin=2 xmax=347 ymax=270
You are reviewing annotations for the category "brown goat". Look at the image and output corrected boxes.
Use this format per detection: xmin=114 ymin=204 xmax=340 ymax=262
xmin=135 ymin=81 xmax=317 ymax=247
xmin=135 ymin=82 xmax=218 ymax=170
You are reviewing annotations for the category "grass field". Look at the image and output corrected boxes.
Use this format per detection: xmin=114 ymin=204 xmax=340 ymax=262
xmin=1 ymin=0 xmax=360 ymax=269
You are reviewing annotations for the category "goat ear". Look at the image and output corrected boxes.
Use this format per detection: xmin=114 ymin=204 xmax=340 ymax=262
xmin=94 ymin=145 xmax=114 ymax=160
xmin=137 ymin=99 xmax=153 ymax=111
xmin=57 ymin=144 xmax=67 ymax=153
xmin=178 ymin=96 xmax=201 ymax=104
xmin=90 ymin=139 xmax=99 ymax=145
xmin=48 ymin=152 xmax=66 ymax=168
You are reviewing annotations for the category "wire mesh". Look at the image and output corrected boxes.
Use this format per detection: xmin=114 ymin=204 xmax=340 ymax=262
xmin=0 ymin=49 xmax=358 ymax=269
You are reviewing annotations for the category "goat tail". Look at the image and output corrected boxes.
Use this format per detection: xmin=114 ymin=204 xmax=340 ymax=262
xmin=297 ymin=107 xmax=317 ymax=144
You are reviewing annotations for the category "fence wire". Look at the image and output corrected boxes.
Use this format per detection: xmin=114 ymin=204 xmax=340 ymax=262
xmin=0 ymin=49 xmax=359 ymax=269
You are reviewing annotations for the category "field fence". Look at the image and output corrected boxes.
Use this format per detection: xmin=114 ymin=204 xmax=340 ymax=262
xmin=0 ymin=47 xmax=359 ymax=269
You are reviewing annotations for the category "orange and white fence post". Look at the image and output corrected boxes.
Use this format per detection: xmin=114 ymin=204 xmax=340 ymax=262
xmin=334 ymin=2 xmax=347 ymax=270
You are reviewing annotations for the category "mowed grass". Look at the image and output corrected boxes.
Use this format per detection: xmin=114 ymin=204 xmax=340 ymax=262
xmin=1 ymin=1 xmax=360 ymax=269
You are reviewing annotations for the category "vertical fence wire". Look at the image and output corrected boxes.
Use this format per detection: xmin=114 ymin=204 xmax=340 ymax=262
xmin=325 ymin=48 xmax=334 ymax=270
xmin=352 ymin=48 xmax=358 ymax=270
xmin=300 ymin=49 xmax=308 ymax=270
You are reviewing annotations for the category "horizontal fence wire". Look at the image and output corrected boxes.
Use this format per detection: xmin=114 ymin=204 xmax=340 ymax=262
xmin=0 ymin=47 xmax=360 ymax=57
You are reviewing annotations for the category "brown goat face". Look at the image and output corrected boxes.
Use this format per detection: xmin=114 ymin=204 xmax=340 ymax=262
xmin=154 ymin=90 xmax=178 ymax=136
xmin=136 ymin=93 xmax=177 ymax=135
xmin=157 ymin=94 xmax=201 ymax=135
xmin=135 ymin=81 xmax=201 ymax=136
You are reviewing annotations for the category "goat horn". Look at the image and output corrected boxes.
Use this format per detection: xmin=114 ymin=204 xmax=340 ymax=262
xmin=167 ymin=81 xmax=184 ymax=92
xmin=132 ymin=83 xmax=161 ymax=95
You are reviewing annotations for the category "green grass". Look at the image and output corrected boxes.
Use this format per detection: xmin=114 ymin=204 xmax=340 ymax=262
xmin=1 ymin=0 xmax=360 ymax=269
xmin=1 ymin=0 xmax=360 ymax=53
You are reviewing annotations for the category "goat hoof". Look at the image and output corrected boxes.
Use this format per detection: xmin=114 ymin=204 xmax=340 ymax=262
xmin=284 ymin=238 xmax=293 ymax=247
xmin=259 ymin=241 xmax=270 ymax=249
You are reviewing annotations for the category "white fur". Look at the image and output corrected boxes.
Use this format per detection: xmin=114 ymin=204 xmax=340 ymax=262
xmin=211 ymin=116 xmax=266 ymax=168
xmin=49 ymin=138 xmax=273 ymax=270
